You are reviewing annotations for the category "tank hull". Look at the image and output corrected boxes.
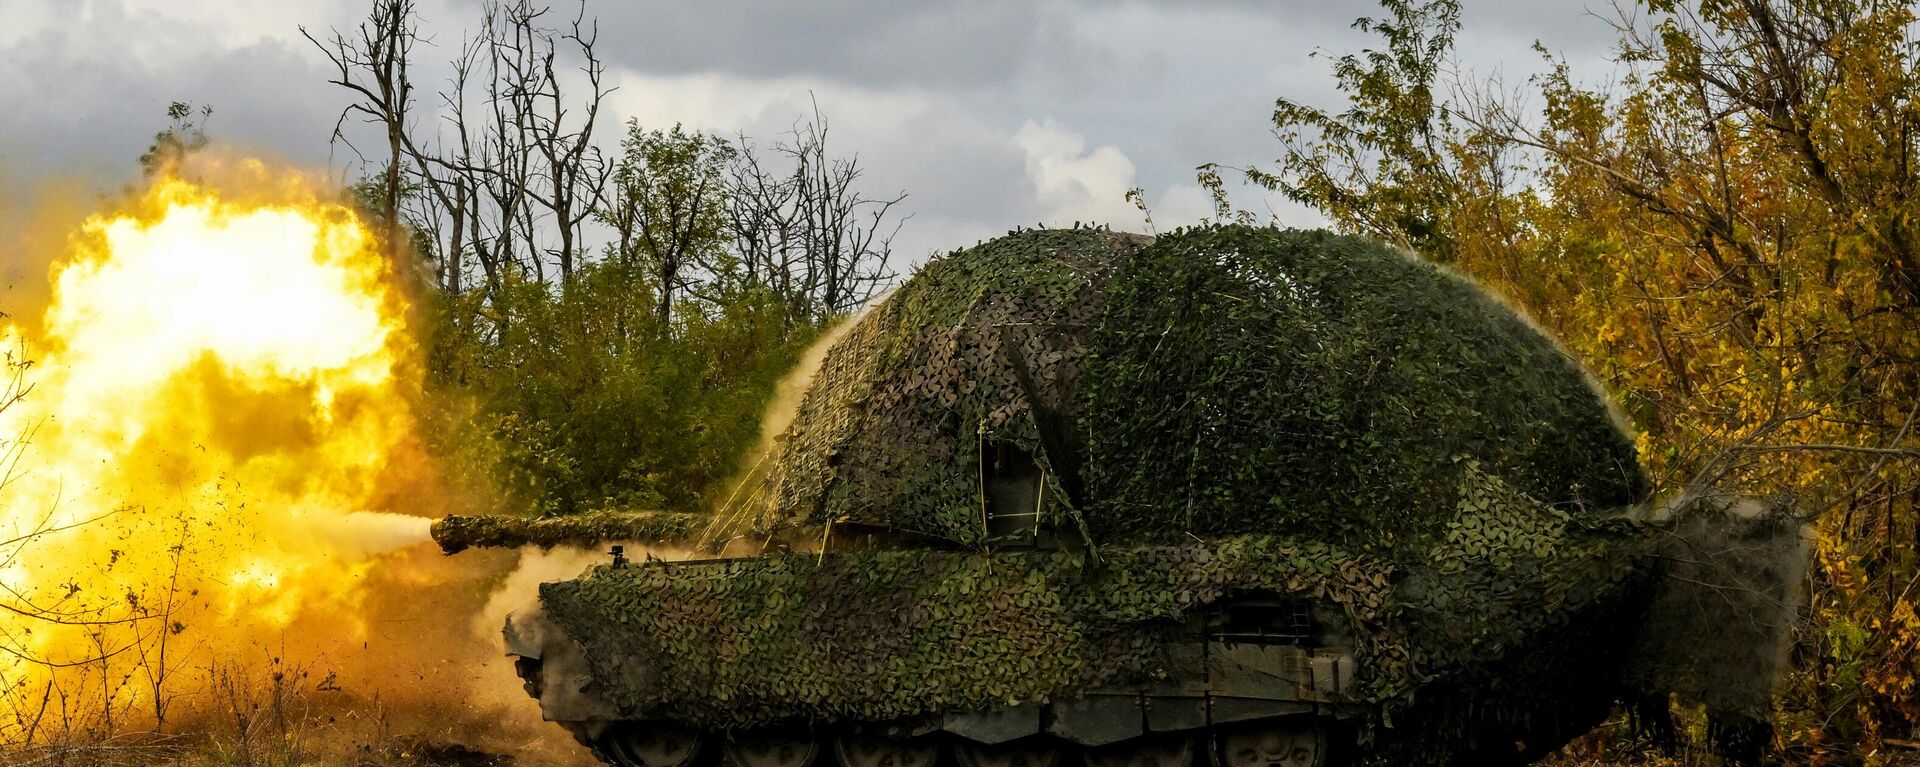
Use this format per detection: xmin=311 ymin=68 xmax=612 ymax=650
xmin=507 ymin=517 xmax=1656 ymax=767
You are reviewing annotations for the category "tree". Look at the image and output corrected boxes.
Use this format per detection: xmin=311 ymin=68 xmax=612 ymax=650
xmin=304 ymin=0 xmax=419 ymax=258
xmin=476 ymin=0 xmax=612 ymax=283
xmin=725 ymin=105 xmax=905 ymax=328
xmin=774 ymin=105 xmax=904 ymax=324
xmin=137 ymin=102 xmax=212 ymax=178
xmin=601 ymin=123 xmax=739 ymax=332
xmin=1205 ymin=0 xmax=1467 ymax=260
xmin=0 ymin=344 xmax=155 ymax=746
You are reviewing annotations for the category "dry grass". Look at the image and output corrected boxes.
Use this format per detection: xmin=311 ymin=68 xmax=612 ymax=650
xmin=1534 ymin=718 xmax=1920 ymax=767
xmin=0 ymin=655 xmax=569 ymax=767
xmin=0 ymin=734 xmax=516 ymax=767
xmin=1536 ymin=733 xmax=1713 ymax=767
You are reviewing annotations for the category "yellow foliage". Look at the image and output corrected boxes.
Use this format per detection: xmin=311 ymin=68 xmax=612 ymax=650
xmin=1245 ymin=0 xmax=1920 ymax=757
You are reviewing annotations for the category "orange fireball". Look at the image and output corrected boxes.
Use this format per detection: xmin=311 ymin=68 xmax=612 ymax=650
xmin=0 ymin=170 xmax=433 ymax=732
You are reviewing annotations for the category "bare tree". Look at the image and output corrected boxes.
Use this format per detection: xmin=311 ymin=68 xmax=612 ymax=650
xmin=303 ymin=0 xmax=420 ymax=257
xmin=724 ymin=134 xmax=801 ymax=305
xmin=400 ymin=34 xmax=490 ymax=298
xmin=452 ymin=0 xmax=612 ymax=285
xmin=521 ymin=2 xmax=611 ymax=281
xmin=724 ymin=103 xmax=906 ymax=328
xmin=0 ymin=346 xmax=151 ymax=749
xmin=781 ymin=104 xmax=904 ymax=322
xmin=469 ymin=0 xmax=545 ymax=290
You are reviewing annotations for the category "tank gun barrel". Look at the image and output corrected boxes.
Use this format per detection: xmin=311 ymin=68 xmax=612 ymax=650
xmin=430 ymin=510 xmax=710 ymax=554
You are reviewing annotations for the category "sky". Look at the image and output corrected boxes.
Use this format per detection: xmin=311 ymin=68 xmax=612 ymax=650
xmin=0 ymin=0 xmax=1631 ymax=269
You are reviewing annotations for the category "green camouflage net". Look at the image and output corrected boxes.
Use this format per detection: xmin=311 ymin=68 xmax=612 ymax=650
xmin=753 ymin=228 xmax=1147 ymax=544
xmin=543 ymin=541 xmax=1375 ymax=726
xmin=1624 ymin=499 xmax=1807 ymax=720
xmin=431 ymin=510 xmax=705 ymax=554
xmin=1081 ymin=227 xmax=1648 ymax=545
xmin=539 ymin=468 xmax=1651 ymax=742
xmin=749 ymin=225 xmax=1646 ymax=548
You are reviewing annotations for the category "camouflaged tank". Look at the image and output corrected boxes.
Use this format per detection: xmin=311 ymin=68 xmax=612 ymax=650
xmin=432 ymin=226 xmax=1803 ymax=767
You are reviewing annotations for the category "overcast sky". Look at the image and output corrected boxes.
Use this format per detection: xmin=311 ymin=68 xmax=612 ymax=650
xmin=0 ymin=0 xmax=1629 ymax=270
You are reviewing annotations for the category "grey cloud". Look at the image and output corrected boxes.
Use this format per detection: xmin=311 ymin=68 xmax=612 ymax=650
xmin=0 ymin=4 xmax=356 ymax=189
xmin=529 ymin=0 xmax=1082 ymax=91
xmin=2 ymin=0 xmax=1627 ymax=269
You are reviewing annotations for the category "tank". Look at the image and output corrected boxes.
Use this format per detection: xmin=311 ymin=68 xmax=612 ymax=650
xmin=433 ymin=226 xmax=1805 ymax=767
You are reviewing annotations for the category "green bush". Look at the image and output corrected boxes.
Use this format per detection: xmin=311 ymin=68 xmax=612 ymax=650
xmin=427 ymin=260 xmax=817 ymax=516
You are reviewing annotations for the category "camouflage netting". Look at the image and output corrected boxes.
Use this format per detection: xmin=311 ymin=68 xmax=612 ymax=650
xmin=751 ymin=228 xmax=1145 ymax=544
xmin=751 ymin=225 xmax=1647 ymax=548
xmin=544 ymin=542 xmax=1378 ymax=724
xmin=1083 ymin=227 xmax=1647 ymax=543
xmin=541 ymin=466 xmax=1655 ymax=762
xmin=1625 ymin=498 xmax=1809 ymax=719
xmin=432 ymin=510 xmax=706 ymax=554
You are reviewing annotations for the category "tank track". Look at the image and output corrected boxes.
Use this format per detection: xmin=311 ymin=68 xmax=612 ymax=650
xmin=504 ymin=653 xmax=1350 ymax=767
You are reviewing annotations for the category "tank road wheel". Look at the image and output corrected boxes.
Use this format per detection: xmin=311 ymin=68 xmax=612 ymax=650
xmin=603 ymin=723 xmax=709 ymax=767
xmin=1083 ymin=735 xmax=1196 ymax=767
xmin=723 ymin=732 xmax=821 ymax=767
xmin=835 ymin=734 xmax=942 ymax=767
xmin=955 ymin=737 xmax=1062 ymax=767
xmin=1218 ymin=723 xmax=1329 ymax=767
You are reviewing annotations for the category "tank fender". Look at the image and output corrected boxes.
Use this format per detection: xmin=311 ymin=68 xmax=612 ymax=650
xmin=1047 ymin=693 xmax=1145 ymax=746
xmin=944 ymin=703 xmax=1042 ymax=744
xmin=504 ymin=612 xmax=543 ymax=660
xmin=503 ymin=604 xmax=625 ymax=723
